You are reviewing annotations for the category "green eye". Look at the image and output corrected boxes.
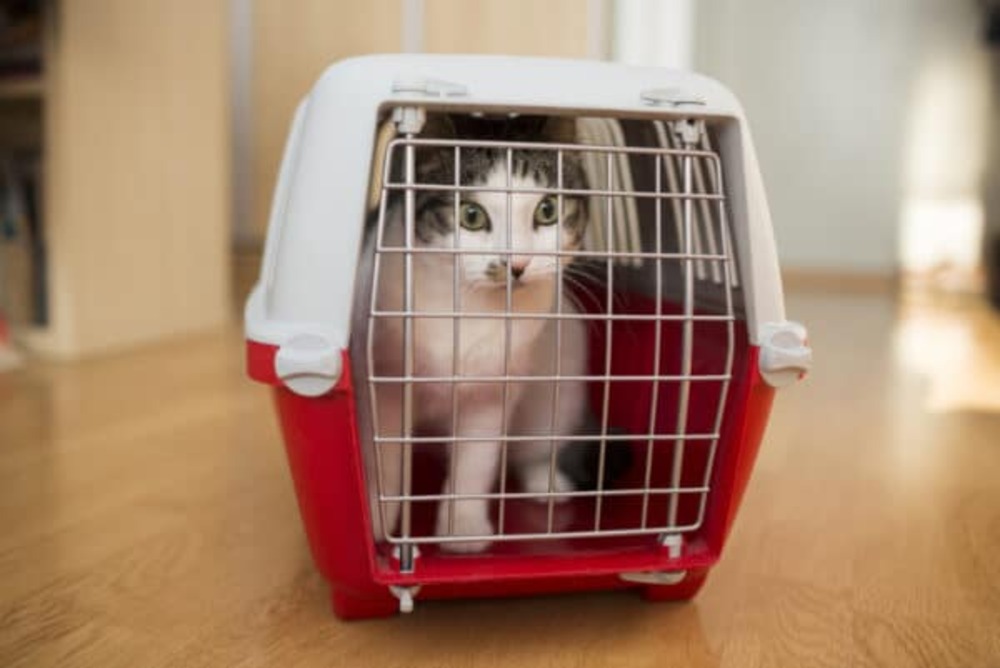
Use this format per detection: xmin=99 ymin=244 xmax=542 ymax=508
xmin=534 ymin=196 xmax=559 ymax=226
xmin=459 ymin=202 xmax=490 ymax=231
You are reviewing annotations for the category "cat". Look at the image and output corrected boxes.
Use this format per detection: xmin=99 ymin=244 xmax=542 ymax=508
xmin=364 ymin=114 xmax=625 ymax=553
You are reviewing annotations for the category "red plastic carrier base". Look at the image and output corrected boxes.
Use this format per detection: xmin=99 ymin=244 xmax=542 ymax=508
xmin=248 ymin=293 xmax=775 ymax=620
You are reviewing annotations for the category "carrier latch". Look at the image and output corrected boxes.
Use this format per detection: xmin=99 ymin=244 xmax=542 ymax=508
xmin=640 ymin=87 xmax=706 ymax=107
xmin=274 ymin=333 xmax=342 ymax=397
xmin=758 ymin=321 xmax=812 ymax=388
xmin=392 ymin=77 xmax=468 ymax=98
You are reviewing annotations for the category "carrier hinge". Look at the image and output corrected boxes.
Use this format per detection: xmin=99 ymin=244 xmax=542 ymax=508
xmin=392 ymin=105 xmax=426 ymax=134
xmin=392 ymin=544 xmax=421 ymax=574
xmin=659 ymin=533 xmax=684 ymax=559
xmin=671 ymin=118 xmax=706 ymax=148
xmin=389 ymin=585 xmax=422 ymax=614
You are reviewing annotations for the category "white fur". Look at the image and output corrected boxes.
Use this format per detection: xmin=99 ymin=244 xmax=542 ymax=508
xmin=367 ymin=166 xmax=588 ymax=552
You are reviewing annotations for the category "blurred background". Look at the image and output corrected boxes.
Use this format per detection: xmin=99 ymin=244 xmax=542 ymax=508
xmin=0 ymin=0 xmax=997 ymax=360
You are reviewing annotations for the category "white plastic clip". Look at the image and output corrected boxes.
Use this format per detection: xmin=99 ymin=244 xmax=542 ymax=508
xmin=392 ymin=105 xmax=426 ymax=134
xmin=392 ymin=544 xmax=421 ymax=574
xmin=390 ymin=586 xmax=421 ymax=614
xmin=672 ymin=119 xmax=705 ymax=147
xmin=659 ymin=533 xmax=683 ymax=559
xmin=759 ymin=321 xmax=812 ymax=388
xmin=274 ymin=333 xmax=341 ymax=397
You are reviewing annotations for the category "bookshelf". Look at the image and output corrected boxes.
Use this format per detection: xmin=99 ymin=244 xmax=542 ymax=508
xmin=0 ymin=76 xmax=42 ymax=100
xmin=0 ymin=1 xmax=42 ymax=366
xmin=0 ymin=0 xmax=231 ymax=360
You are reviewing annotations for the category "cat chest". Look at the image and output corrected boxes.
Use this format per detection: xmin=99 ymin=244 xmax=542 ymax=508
xmin=413 ymin=316 xmax=544 ymax=379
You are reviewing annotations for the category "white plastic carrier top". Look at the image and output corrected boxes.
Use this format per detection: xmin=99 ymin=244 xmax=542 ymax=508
xmin=245 ymin=54 xmax=808 ymax=390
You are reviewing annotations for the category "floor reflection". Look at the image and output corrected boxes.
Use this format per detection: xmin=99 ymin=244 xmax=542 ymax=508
xmin=893 ymin=291 xmax=1000 ymax=413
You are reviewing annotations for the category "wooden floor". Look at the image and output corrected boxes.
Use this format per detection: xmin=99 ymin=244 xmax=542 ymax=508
xmin=2 ymin=288 xmax=999 ymax=667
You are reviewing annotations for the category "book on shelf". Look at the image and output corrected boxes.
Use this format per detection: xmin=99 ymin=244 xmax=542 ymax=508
xmin=0 ymin=150 xmax=44 ymax=340
xmin=0 ymin=1 xmax=41 ymax=78
xmin=0 ymin=307 xmax=22 ymax=371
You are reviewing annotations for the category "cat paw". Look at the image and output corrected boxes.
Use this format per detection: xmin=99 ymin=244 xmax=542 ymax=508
xmin=520 ymin=464 xmax=575 ymax=503
xmin=435 ymin=503 xmax=494 ymax=553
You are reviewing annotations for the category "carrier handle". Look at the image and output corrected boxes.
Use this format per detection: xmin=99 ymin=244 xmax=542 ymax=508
xmin=640 ymin=87 xmax=706 ymax=107
xmin=274 ymin=333 xmax=342 ymax=397
xmin=392 ymin=77 xmax=468 ymax=98
xmin=759 ymin=321 xmax=812 ymax=388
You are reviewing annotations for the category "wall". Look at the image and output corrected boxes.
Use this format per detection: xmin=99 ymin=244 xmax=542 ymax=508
xmin=44 ymin=0 xmax=231 ymax=357
xmin=249 ymin=0 xmax=402 ymax=243
xmin=422 ymin=0 xmax=590 ymax=57
xmin=612 ymin=0 xmax=693 ymax=70
xmin=247 ymin=0 xmax=598 ymax=243
xmin=693 ymin=0 xmax=990 ymax=274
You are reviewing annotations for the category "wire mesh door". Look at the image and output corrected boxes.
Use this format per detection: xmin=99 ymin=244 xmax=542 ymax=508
xmin=363 ymin=113 xmax=741 ymax=562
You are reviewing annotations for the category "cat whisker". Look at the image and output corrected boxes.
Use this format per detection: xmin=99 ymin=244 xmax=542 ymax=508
xmin=560 ymin=274 xmax=604 ymax=315
xmin=568 ymin=272 xmax=629 ymax=316
xmin=563 ymin=262 xmax=629 ymax=313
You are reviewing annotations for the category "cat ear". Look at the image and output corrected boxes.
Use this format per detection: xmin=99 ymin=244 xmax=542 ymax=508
xmin=540 ymin=116 xmax=579 ymax=144
xmin=502 ymin=114 xmax=579 ymax=143
xmin=421 ymin=113 xmax=458 ymax=138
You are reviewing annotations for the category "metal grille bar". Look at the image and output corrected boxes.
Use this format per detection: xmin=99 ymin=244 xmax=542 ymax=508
xmin=373 ymin=247 xmax=728 ymax=259
xmin=371 ymin=310 xmax=734 ymax=321
xmin=546 ymin=150 xmax=566 ymax=533
xmin=447 ymin=145 xmax=461 ymax=535
xmin=383 ymin=182 xmax=724 ymax=200
xmin=695 ymin=156 xmax=738 ymax=527
xmin=640 ymin=151 xmax=665 ymax=529
xmin=380 ymin=486 xmax=710 ymax=503
xmin=373 ymin=432 xmax=720 ymax=444
xmin=370 ymin=373 xmax=732 ymax=383
xmin=386 ymin=135 xmax=722 ymax=157
xmin=593 ymin=152 xmax=615 ymax=531
xmin=398 ymin=130 xmax=417 ymax=571
xmin=382 ymin=524 xmax=707 ymax=546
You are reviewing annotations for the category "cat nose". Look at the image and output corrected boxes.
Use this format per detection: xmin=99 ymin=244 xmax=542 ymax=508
xmin=509 ymin=261 xmax=528 ymax=279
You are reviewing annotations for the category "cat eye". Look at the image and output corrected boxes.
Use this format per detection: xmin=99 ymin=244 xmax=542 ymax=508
xmin=459 ymin=201 xmax=491 ymax=231
xmin=533 ymin=196 xmax=559 ymax=226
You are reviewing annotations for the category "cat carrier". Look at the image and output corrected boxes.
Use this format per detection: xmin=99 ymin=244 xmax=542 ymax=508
xmin=245 ymin=55 xmax=811 ymax=620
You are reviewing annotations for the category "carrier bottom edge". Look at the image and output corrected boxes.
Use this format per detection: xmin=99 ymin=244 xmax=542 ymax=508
xmin=327 ymin=566 xmax=712 ymax=620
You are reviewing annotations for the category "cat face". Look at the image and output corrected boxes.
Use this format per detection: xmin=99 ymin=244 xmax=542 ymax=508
xmin=449 ymin=163 xmax=584 ymax=288
xmin=412 ymin=149 xmax=588 ymax=290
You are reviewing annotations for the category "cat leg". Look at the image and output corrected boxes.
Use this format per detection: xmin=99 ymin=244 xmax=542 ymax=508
xmin=515 ymin=315 xmax=590 ymax=501
xmin=436 ymin=402 xmax=504 ymax=553
xmin=512 ymin=375 xmax=588 ymax=502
